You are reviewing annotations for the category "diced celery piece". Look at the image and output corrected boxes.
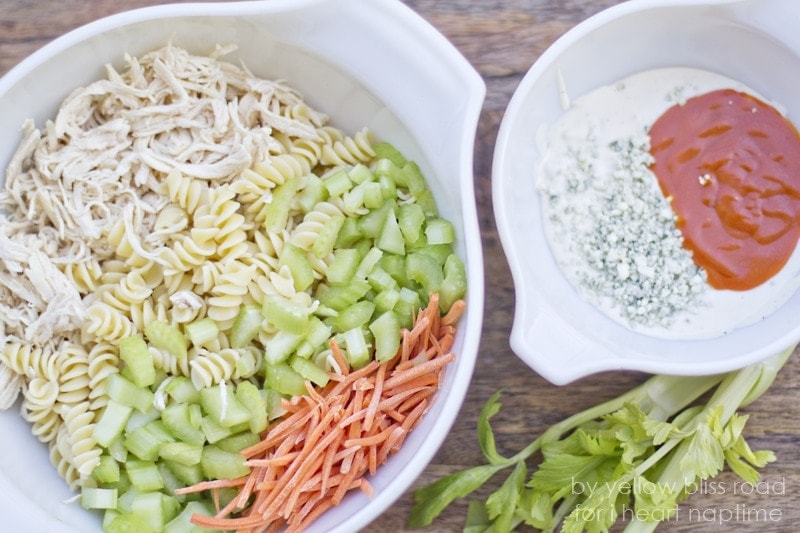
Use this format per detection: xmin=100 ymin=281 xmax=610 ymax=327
xmin=398 ymin=203 xmax=426 ymax=244
xmin=424 ymin=217 xmax=456 ymax=245
xmin=367 ymin=266 xmax=398 ymax=293
xmin=290 ymin=356 xmax=330 ymax=387
xmin=93 ymin=400 xmax=133 ymax=447
xmin=374 ymin=157 xmax=406 ymax=186
xmin=370 ymin=310 xmax=402 ymax=362
xmin=440 ymin=253 xmax=467 ymax=312
xmin=235 ymin=381 xmax=268 ymax=434
xmin=264 ymin=329 xmax=304 ymax=365
xmin=262 ymin=293 xmax=310 ymax=335
xmin=348 ymin=163 xmax=374 ymax=184
xmin=265 ymin=362 xmax=308 ymax=397
xmin=81 ymin=487 xmax=118 ymax=510
xmin=406 ymin=252 xmax=444 ymax=296
xmin=230 ymin=305 xmax=263 ymax=349
xmin=125 ymin=406 xmax=161 ymax=433
xmin=200 ymin=384 xmax=252 ymax=428
xmin=184 ymin=318 xmax=219 ymax=348
xmin=403 ymin=161 xmax=428 ymax=195
xmin=92 ymin=455 xmax=121 ymax=484
xmin=315 ymin=279 xmax=370 ymax=312
xmin=106 ymin=512 xmax=154 ymax=533
xmin=126 ymin=460 xmax=164 ymax=492
xmin=200 ymin=416 xmax=235 ymax=444
xmin=357 ymin=201 xmax=391 ymax=238
xmin=413 ymin=243 xmax=453 ymax=265
xmin=343 ymin=185 xmax=365 ymax=214
xmin=342 ymin=327 xmax=370 ymax=369
xmin=108 ymin=437 xmax=129 ymax=464
xmin=278 ymin=242 xmax=315 ymax=292
xmin=312 ymin=212 xmax=345 ymax=259
xmin=201 ymin=446 xmax=251 ymax=480
xmin=215 ymin=431 xmax=260 ymax=454
xmin=372 ymin=142 xmax=407 ymax=167
xmin=355 ymin=246 xmax=384 ymax=279
xmin=376 ymin=207 xmax=405 ymax=255
xmin=265 ymin=388 xmax=287 ymax=421
xmin=107 ymin=373 xmax=155 ymax=413
xmin=159 ymin=441 xmax=203 ymax=466
xmin=323 ymin=167 xmax=353 ymax=197
xmin=297 ymin=174 xmax=328 ymax=214
xmin=164 ymin=460 xmax=204 ymax=487
xmin=265 ymin=177 xmax=299 ymax=232
xmin=378 ymin=174 xmax=397 ymax=202
xmin=374 ymin=288 xmax=401 ymax=314
xmin=415 ymin=189 xmax=439 ymax=217
xmin=164 ymin=501 xmax=218 ymax=533
xmin=125 ymin=421 xmax=174 ymax=461
xmin=334 ymin=216 xmax=362 ymax=248
xmin=161 ymin=404 xmax=205 ymax=446
xmin=361 ymin=181 xmax=384 ymax=209
xmin=145 ymin=321 xmax=188 ymax=360
xmin=295 ymin=317 xmax=333 ymax=359
xmin=119 ymin=335 xmax=156 ymax=388
xmin=164 ymin=376 xmax=201 ymax=405
xmin=326 ymin=248 xmax=361 ymax=284
xmin=117 ymin=487 xmax=139 ymax=514
xmin=378 ymin=254 xmax=407 ymax=285
xmin=157 ymin=461 xmax=187 ymax=502
xmin=326 ymin=300 xmax=375 ymax=333
xmin=395 ymin=287 xmax=422 ymax=329
xmin=131 ymin=492 xmax=179 ymax=533
xmin=102 ymin=510 xmax=120 ymax=531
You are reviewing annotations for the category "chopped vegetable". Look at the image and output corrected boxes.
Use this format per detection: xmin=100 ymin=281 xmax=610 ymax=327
xmin=409 ymin=345 xmax=795 ymax=532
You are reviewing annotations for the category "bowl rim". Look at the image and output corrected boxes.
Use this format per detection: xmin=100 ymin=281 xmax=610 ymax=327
xmin=0 ymin=0 xmax=486 ymax=531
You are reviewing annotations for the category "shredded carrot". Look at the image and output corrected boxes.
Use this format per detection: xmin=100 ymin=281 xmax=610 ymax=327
xmin=180 ymin=296 xmax=465 ymax=532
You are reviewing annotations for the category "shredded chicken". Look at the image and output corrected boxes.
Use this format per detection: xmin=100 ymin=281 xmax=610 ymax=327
xmin=0 ymin=43 xmax=328 ymax=345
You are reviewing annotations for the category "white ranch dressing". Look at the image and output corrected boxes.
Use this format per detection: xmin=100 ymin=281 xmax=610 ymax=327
xmin=537 ymin=67 xmax=800 ymax=340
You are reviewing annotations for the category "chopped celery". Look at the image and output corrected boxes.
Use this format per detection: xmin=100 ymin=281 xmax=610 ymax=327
xmin=108 ymin=437 xmax=129 ymax=464
xmin=107 ymin=373 xmax=155 ymax=413
xmin=374 ymin=288 xmax=401 ymax=314
xmin=200 ymin=384 xmax=252 ymax=428
xmin=395 ymin=287 xmax=422 ymax=329
xmin=164 ymin=501 xmax=218 ymax=533
xmin=315 ymin=279 xmax=371 ymax=312
xmin=415 ymin=189 xmax=439 ymax=217
xmin=265 ymin=388 xmax=287 ymax=421
xmin=326 ymin=248 xmax=361 ymax=284
xmin=126 ymin=460 xmax=165 ymax=492
xmin=357 ymin=201 xmax=391 ymax=238
xmin=200 ymin=416 xmax=235 ymax=444
xmin=312 ymin=212 xmax=345 ymax=259
xmin=265 ymin=362 xmax=308 ymax=397
xmin=105 ymin=512 xmax=154 ymax=533
xmin=369 ymin=310 xmax=402 ymax=362
xmin=215 ymin=431 xmax=260 ymax=454
xmin=413 ymin=243 xmax=453 ymax=265
xmin=378 ymin=254 xmax=407 ymax=285
xmin=235 ymin=381 xmax=268 ymax=434
xmin=290 ymin=356 xmax=330 ymax=387
xmin=323 ymin=167 xmax=353 ymax=197
xmin=326 ymin=300 xmax=375 ymax=333
xmin=184 ymin=318 xmax=219 ymax=348
xmin=440 ymin=253 xmax=467 ymax=312
xmin=125 ymin=421 xmax=175 ymax=461
xmin=164 ymin=460 xmax=204 ymax=487
xmin=264 ymin=329 xmax=304 ymax=365
xmin=342 ymin=327 xmax=370 ymax=369
xmin=92 ymin=455 xmax=121 ymax=484
xmin=131 ymin=492 xmax=179 ymax=533
xmin=374 ymin=157 xmax=406 ymax=186
xmin=157 ymin=461 xmax=187 ymax=502
xmin=334 ymin=216 xmax=362 ymax=248
xmin=278 ymin=242 xmax=315 ymax=292
xmin=378 ymin=174 xmax=397 ymax=201
xmin=295 ymin=317 xmax=333 ymax=359
xmin=297 ymin=175 xmax=328 ymax=214
xmin=93 ymin=400 xmax=133 ymax=447
xmin=368 ymin=266 xmax=398 ymax=293
xmin=262 ymin=293 xmax=310 ymax=335
xmin=355 ymin=246 xmax=384 ymax=279
xmin=372 ymin=142 xmax=407 ymax=167
xmin=81 ymin=487 xmax=118 ymax=510
xmin=343 ymin=185 xmax=365 ymax=214
xmin=264 ymin=177 xmax=299 ymax=232
xmin=398 ymin=203 xmax=426 ymax=244
xmin=403 ymin=161 xmax=428 ymax=195
xmin=161 ymin=404 xmax=205 ymax=446
xmin=125 ymin=406 xmax=161 ymax=433
xmin=164 ymin=376 xmax=201 ymax=405
xmin=159 ymin=442 xmax=203 ymax=466
xmin=376 ymin=207 xmax=405 ymax=255
xmin=424 ymin=217 xmax=456 ymax=245
xmin=119 ymin=335 xmax=156 ymax=388
xmin=348 ymin=163 xmax=374 ymax=184
xmin=201 ymin=445 xmax=251 ymax=480
xmin=361 ymin=181 xmax=384 ymax=209
xmin=406 ymin=252 xmax=444 ymax=297
xmin=144 ymin=321 xmax=188 ymax=360
xmin=230 ymin=305 xmax=263 ymax=349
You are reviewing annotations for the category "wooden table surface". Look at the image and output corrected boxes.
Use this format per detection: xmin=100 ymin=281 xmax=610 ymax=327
xmin=3 ymin=1 xmax=800 ymax=532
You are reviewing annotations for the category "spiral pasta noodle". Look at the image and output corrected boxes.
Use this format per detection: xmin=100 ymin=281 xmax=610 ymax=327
xmin=189 ymin=348 xmax=241 ymax=390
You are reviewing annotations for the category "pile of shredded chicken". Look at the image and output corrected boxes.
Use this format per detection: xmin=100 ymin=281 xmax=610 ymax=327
xmin=0 ymin=44 xmax=330 ymax=406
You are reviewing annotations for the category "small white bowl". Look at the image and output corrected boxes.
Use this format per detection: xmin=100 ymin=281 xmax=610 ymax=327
xmin=493 ymin=0 xmax=800 ymax=385
xmin=0 ymin=1 xmax=485 ymax=530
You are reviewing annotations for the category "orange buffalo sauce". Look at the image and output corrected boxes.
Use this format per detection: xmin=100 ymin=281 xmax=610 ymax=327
xmin=649 ymin=89 xmax=800 ymax=291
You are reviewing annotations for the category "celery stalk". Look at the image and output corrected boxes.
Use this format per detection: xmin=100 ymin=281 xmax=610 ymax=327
xmin=119 ymin=336 xmax=156 ymax=388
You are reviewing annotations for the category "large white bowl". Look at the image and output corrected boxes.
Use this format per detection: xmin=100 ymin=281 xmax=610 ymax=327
xmin=0 ymin=1 xmax=485 ymax=530
xmin=493 ymin=0 xmax=800 ymax=385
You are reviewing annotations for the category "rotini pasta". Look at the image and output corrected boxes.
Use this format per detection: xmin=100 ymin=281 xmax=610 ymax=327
xmin=189 ymin=348 xmax=240 ymax=390
xmin=82 ymin=301 xmax=135 ymax=343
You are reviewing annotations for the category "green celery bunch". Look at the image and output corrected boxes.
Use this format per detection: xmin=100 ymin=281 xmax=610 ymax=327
xmin=408 ymin=345 xmax=795 ymax=533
